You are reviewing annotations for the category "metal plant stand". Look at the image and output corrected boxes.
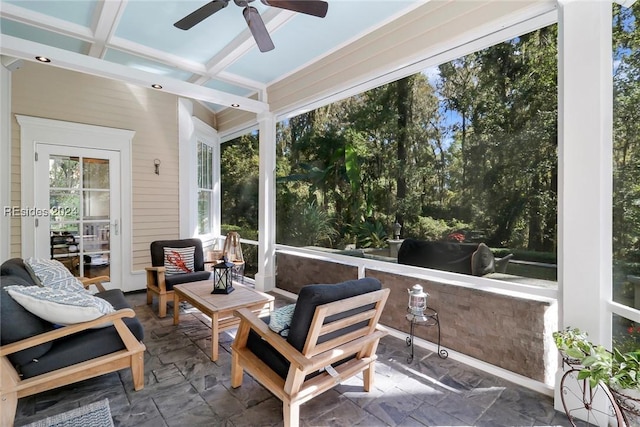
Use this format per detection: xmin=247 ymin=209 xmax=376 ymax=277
xmin=406 ymin=307 xmax=448 ymax=363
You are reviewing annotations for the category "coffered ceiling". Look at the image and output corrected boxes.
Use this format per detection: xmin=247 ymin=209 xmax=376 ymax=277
xmin=0 ymin=0 xmax=424 ymax=113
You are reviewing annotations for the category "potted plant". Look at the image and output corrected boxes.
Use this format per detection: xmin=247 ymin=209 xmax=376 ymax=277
xmin=553 ymin=327 xmax=592 ymax=365
xmin=553 ymin=327 xmax=640 ymax=422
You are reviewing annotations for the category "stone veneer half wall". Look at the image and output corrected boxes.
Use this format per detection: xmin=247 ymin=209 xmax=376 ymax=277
xmin=275 ymin=251 xmax=558 ymax=385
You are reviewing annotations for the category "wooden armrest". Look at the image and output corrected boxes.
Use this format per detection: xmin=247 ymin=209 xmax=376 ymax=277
xmin=0 ymin=308 xmax=137 ymax=357
xmin=80 ymin=276 xmax=110 ymax=292
xmin=145 ymin=266 xmax=166 ymax=290
xmin=305 ymin=328 xmax=388 ymax=372
xmin=234 ymin=308 xmax=312 ymax=372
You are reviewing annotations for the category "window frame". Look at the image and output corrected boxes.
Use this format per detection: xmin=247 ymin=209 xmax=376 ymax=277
xmin=179 ymin=112 xmax=220 ymax=244
xmin=197 ymin=139 xmax=214 ymax=236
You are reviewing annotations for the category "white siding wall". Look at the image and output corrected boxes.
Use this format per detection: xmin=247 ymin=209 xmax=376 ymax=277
xmin=10 ymin=61 xmax=215 ymax=274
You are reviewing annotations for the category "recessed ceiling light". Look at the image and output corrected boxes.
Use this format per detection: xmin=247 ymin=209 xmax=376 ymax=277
xmin=231 ymin=103 xmax=240 ymax=108
xmin=35 ymin=56 xmax=51 ymax=63
xmin=151 ymin=84 xmax=163 ymax=89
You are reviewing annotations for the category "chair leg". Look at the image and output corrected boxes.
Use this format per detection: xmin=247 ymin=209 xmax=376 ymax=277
xmin=363 ymin=362 xmax=375 ymax=392
xmin=0 ymin=391 xmax=17 ymax=427
xmin=146 ymin=289 xmax=153 ymax=305
xmin=230 ymin=352 xmax=243 ymax=388
xmin=283 ymin=401 xmax=300 ymax=427
xmin=158 ymin=293 xmax=167 ymax=318
xmin=131 ymin=353 xmax=145 ymax=391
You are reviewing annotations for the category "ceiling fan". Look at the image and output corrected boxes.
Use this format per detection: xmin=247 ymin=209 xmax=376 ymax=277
xmin=174 ymin=0 xmax=329 ymax=53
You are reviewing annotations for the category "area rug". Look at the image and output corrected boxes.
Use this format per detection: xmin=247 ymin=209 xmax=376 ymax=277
xmin=22 ymin=398 xmax=114 ymax=427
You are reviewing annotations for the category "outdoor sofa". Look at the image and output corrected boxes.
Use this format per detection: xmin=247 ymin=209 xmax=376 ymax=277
xmin=0 ymin=258 xmax=145 ymax=426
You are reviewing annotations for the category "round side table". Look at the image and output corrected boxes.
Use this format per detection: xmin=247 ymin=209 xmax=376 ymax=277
xmin=405 ymin=307 xmax=448 ymax=363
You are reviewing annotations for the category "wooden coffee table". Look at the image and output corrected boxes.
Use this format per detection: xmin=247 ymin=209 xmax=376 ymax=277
xmin=173 ymin=280 xmax=274 ymax=362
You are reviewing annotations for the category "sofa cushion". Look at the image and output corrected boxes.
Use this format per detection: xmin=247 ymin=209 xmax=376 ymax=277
xmin=18 ymin=289 xmax=145 ymax=379
xmin=0 ymin=276 xmax=55 ymax=367
xmin=287 ymin=277 xmax=382 ymax=352
xmin=24 ymin=257 xmax=85 ymax=292
xmin=6 ymin=286 xmax=115 ymax=326
xmin=164 ymin=270 xmax=211 ymax=290
xmin=1 ymin=258 xmax=39 ymax=286
xmin=164 ymin=246 xmax=195 ymax=275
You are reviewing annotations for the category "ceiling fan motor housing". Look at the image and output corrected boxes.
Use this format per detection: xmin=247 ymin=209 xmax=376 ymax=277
xmin=175 ymin=0 xmax=328 ymax=52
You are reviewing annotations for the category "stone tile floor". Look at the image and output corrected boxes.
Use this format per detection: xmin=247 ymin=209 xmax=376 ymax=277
xmin=14 ymin=290 xmax=576 ymax=427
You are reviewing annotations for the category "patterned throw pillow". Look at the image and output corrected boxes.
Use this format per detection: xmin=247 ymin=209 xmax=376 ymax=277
xmin=164 ymin=246 xmax=195 ymax=275
xmin=25 ymin=257 xmax=86 ymax=292
xmin=268 ymin=304 xmax=296 ymax=337
xmin=6 ymin=285 xmax=115 ymax=326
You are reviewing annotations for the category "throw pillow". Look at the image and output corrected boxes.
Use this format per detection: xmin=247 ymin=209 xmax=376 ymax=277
xmin=23 ymin=261 xmax=44 ymax=286
xmin=24 ymin=257 xmax=86 ymax=292
xmin=6 ymin=286 xmax=115 ymax=326
xmin=268 ymin=304 xmax=296 ymax=337
xmin=164 ymin=246 xmax=195 ymax=275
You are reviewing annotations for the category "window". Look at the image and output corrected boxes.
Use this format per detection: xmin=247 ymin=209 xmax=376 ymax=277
xmin=273 ymin=25 xmax=558 ymax=287
xmin=178 ymin=109 xmax=219 ymax=241
xmin=197 ymin=140 xmax=213 ymax=235
xmin=611 ymin=1 xmax=640 ymax=348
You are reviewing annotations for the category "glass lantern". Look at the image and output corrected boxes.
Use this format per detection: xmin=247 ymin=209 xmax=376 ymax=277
xmin=223 ymin=232 xmax=244 ymax=264
xmin=211 ymin=257 xmax=235 ymax=294
xmin=407 ymin=284 xmax=428 ymax=321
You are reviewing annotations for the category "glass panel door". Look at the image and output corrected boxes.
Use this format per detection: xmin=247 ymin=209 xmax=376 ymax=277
xmin=49 ymin=155 xmax=112 ymax=278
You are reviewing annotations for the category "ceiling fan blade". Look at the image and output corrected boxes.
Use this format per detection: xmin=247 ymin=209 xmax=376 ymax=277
xmin=174 ymin=0 xmax=229 ymax=30
xmin=260 ymin=0 xmax=328 ymax=18
xmin=243 ymin=7 xmax=275 ymax=53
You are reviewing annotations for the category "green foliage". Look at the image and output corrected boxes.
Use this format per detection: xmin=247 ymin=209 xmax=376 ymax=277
xmin=222 ymin=15 xmax=640 ymax=276
xmin=613 ymin=3 xmax=640 ymax=262
xmin=352 ymin=220 xmax=388 ymax=249
xmin=403 ymin=216 xmax=471 ymax=242
xmin=277 ymin=201 xmax=337 ymax=247
xmin=221 ymin=134 xmax=259 ymax=231
xmin=554 ymin=327 xmax=640 ymax=391
xmin=494 ymin=249 xmax=557 ymax=264
xmin=614 ymin=322 xmax=640 ymax=355
xmin=553 ymin=327 xmax=592 ymax=360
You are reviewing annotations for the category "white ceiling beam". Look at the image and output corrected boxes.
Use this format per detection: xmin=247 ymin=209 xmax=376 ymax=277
xmin=88 ymin=0 xmax=128 ymax=58
xmin=216 ymin=71 xmax=266 ymax=91
xmin=0 ymin=34 xmax=268 ymax=113
xmin=109 ymin=36 xmax=207 ymax=75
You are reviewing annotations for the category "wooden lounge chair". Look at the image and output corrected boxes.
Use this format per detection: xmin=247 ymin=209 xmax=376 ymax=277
xmin=231 ymin=278 xmax=389 ymax=427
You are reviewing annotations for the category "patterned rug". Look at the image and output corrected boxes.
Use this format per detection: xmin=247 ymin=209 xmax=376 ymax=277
xmin=22 ymin=399 xmax=114 ymax=427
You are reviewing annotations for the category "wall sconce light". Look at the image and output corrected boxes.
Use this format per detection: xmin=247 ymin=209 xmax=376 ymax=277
xmin=154 ymin=159 xmax=161 ymax=175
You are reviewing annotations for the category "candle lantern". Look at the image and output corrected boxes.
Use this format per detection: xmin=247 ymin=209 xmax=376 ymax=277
xmin=406 ymin=284 xmax=428 ymax=321
xmin=211 ymin=257 xmax=235 ymax=294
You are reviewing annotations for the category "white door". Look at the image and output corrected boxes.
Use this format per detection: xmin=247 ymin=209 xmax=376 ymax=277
xmin=35 ymin=144 xmax=121 ymax=285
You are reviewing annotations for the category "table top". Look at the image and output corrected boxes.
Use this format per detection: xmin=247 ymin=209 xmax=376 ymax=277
xmin=173 ymin=279 xmax=274 ymax=313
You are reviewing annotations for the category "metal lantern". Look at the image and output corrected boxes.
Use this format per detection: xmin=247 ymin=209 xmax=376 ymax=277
xmin=407 ymin=284 xmax=428 ymax=321
xmin=211 ymin=257 xmax=235 ymax=294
